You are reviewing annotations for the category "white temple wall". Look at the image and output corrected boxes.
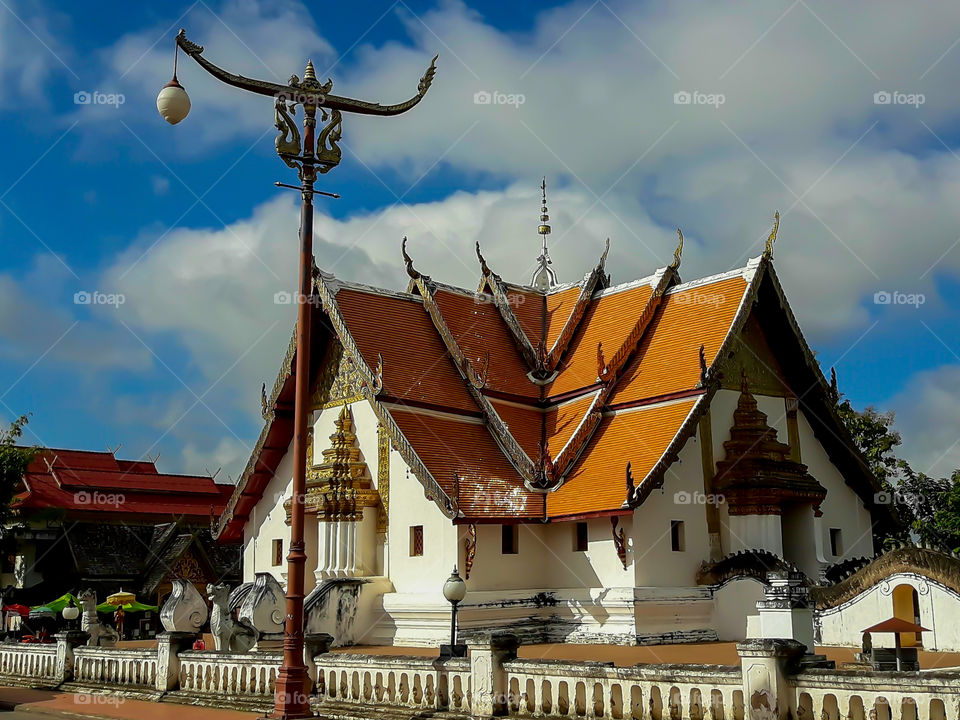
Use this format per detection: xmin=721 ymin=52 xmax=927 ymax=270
xmin=797 ymin=410 xmax=874 ymax=564
xmin=817 ymin=573 xmax=960 ymax=652
xmin=386 ymin=444 xmax=458 ymax=595
xmin=541 ymin=518 xmax=633 ymax=590
xmin=632 ymin=424 xmax=711 ymax=587
xmin=713 ymin=577 xmax=766 ymax=641
xmin=242 ymin=437 xmax=294 ymax=586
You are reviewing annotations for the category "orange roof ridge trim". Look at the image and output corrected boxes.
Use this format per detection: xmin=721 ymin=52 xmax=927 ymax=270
xmin=542 ymin=239 xmax=612 ymax=373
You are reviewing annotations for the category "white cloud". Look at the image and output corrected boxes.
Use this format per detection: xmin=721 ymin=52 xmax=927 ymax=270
xmin=890 ymin=365 xmax=960 ymax=478
xmin=22 ymin=0 xmax=960 ymax=476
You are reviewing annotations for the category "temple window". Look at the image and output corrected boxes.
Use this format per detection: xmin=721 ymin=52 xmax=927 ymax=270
xmin=830 ymin=528 xmax=843 ymax=557
xmin=501 ymin=525 xmax=519 ymax=554
xmin=574 ymin=522 xmax=588 ymax=552
xmin=409 ymin=525 xmax=424 ymax=557
xmin=272 ymin=539 xmax=283 ymax=566
xmin=670 ymin=521 xmax=685 ymax=552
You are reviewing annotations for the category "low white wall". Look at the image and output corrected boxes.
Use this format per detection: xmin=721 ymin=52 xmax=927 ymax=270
xmin=818 ymin=572 xmax=960 ymax=652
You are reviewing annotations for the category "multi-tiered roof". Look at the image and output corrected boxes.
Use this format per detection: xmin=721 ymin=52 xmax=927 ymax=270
xmin=218 ymin=201 xmax=883 ymax=541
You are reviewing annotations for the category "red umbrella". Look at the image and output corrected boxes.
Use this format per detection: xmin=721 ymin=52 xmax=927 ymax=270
xmin=863 ymin=617 xmax=929 ymax=671
xmin=863 ymin=617 xmax=929 ymax=634
xmin=2 ymin=605 xmax=30 ymax=617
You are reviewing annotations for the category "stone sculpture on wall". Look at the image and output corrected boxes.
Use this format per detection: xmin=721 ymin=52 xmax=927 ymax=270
xmin=237 ymin=573 xmax=285 ymax=638
xmin=160 ymin=579 xmax=209 ymax=634
xmin=207 ymin=583 xmax=256 ymax=652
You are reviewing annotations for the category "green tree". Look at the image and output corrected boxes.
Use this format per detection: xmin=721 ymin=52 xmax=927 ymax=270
xmin=0 ymin=415 xmax=38 ymax=539
xmin=836 ymin=397 xmax=959 ymax=552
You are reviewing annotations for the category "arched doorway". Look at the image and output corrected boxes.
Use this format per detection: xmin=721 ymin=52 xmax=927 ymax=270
xmin=892 ymin=584 xmax=922 ymax=647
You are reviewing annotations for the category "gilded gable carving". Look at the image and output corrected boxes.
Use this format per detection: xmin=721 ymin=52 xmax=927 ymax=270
xmin=311 ymin=341 xmax=365 ymax=410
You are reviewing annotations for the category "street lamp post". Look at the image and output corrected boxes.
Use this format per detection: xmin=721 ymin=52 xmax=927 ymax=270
xmin=441 ymin=566 xmax=467 ymax=658
xmin=158 ymin=30 xmax=437 ymax=719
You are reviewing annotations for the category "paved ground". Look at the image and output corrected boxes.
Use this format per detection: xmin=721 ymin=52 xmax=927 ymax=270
xmin=0 ymin=687 xmax=257 ymax=720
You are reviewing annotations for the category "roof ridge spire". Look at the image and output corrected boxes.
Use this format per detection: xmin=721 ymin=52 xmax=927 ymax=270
xmin=763 ymin=211 xmax=780 ymax=259
xmin=531 ymin=176 xmax=558 ymax=290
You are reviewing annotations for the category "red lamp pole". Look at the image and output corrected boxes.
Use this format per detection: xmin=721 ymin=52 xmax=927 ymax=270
xmin=160 ymin=30 xmax=436 ymax=720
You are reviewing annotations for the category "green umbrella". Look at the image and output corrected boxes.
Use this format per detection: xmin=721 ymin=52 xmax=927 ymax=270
xmin=28 ymin=606 xmax=56 ymax=620
xmin=36 ymin=593 xmax=79 ymax=613
xmin=96 ymin=600 xmax=158 ymax=613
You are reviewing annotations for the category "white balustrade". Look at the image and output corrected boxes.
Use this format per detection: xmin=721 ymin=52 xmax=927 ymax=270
xmin=503 ymin=659 xmax=744 ymax=719
xmin=794 ymin=669 xmax=960 ymax=720
xmin=177 ymin=650 xmax=280 ymax=697
xmin=315 ymin=653 xmax=470 ymax=712
xmin=74 ymin=647 xmax=157 ymax=688
xmin=0 ymin=643 xmax=57 ymax=680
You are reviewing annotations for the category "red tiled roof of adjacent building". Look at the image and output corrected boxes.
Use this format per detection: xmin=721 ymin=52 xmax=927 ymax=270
xmin=15 ymin=448 xmax=233 ymax=520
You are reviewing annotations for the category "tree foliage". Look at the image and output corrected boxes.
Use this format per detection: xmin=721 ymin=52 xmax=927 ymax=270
xmin=837 ymin=397 xmax=960 ymax=552
xmin=0 ymin=415 xmax=38 ymax=538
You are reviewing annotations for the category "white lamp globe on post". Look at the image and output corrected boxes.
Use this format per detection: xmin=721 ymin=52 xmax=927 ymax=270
xmin=61 ymin=597 xmax=80 ymax=631
xmin=441 ymin=565 xmax=467 ymax=658
xmin=156 ymin=43 xmax=191 ymax=125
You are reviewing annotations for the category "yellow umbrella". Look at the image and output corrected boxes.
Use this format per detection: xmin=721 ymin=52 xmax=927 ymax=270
xmin=106 ymin=589 xmax=136 ymax=606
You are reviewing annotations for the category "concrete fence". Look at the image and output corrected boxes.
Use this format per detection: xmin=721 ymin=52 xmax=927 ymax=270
xmin=2 ymin=631 xmax=960 ymax=719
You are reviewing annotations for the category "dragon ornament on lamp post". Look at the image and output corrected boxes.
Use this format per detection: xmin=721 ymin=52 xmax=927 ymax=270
xmin=157 ymin=29 xmax=437 ymax=719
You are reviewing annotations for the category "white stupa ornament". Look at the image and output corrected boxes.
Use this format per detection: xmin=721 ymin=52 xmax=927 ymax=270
xmin=531 ymin=177 xmax=558 ymax=290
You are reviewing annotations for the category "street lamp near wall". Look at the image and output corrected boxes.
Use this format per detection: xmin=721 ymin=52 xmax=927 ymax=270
xmin=441 ymin=565 xmax=467 ymax=658
xmin=61 ymin=597 xmax=80 ymax=631
xmin=157 ymin=28 xmax=437 ymax=720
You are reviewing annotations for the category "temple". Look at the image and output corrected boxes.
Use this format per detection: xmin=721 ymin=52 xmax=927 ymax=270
xmin=220 ymin=190 xmax=893 ymax=646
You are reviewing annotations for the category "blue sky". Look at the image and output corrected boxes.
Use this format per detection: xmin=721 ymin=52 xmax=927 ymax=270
xmin=2 ymin=0 xmax=960 ymax=482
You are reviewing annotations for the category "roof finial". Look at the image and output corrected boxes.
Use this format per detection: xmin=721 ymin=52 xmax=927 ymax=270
xmin=531 ymin=176 xmax=558 ymax=290
xmin=401 ymin=236 xmax=420 ymax=280
xmin=764 ymin=211 xmax=780 ymax=259
xmin=303 ymin=59 xmax=317 ymax=83
xmin=670 ymin=228 xmax=684 ymax=271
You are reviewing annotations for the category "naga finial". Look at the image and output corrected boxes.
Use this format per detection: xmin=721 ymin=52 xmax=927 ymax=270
xmin=764 ymin=211 xmax=780 ymax=259
xmin=670 ymin=228 xmax=684 ymax=271
xmin=401 ymin=236 xmax=420 ymax=280
xmin=476 ymin=241 xmax=491 ymax=276
xmin=698 ymin=344 xmax=708 ymax=385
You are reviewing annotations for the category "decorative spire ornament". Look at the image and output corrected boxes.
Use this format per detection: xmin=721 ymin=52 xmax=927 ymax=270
xmin=531 ymin=177 xmax=559 ymax=290
xmin=764 ymin=211 xmax=780 ymax=259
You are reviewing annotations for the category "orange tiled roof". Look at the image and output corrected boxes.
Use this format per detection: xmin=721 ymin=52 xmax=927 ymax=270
xmin=544 ymin=285 xmax=583 ymax=349
xmin=547 ymin=282 xmax=656 ymax=398
xmin=610 ymin=276 xmax=749 ymax=406
xmin=322 ymin=257 xmax=753 ymax=522
xmin=548 ymin=398 xmax=699 ymax=518
xmin=223 ymin=250 xmax=884 ymax=535
xmin=336 ymin=287 xmax=479 ymax=414
xmin=433 ymin=288 xmax=538 ymax=399
xmin=390 ymin=407 xmax=543 ymax=518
